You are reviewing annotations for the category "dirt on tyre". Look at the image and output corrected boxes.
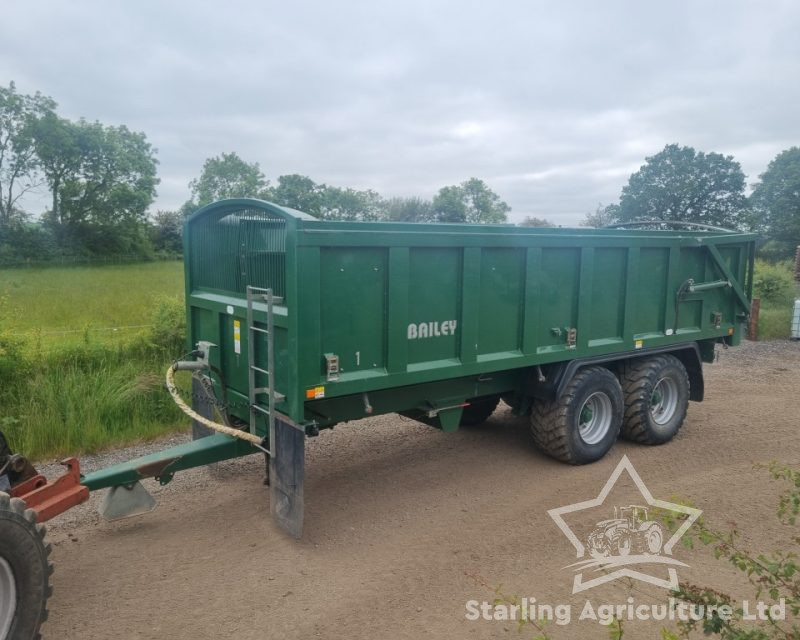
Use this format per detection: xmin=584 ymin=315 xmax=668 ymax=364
xmin=619 ymin=355 xmax=690 ymax=445
xmin=530 ymin=366 xmax=624 ymax=464
xmin=0 ymin=493 xmax=52 ymax=640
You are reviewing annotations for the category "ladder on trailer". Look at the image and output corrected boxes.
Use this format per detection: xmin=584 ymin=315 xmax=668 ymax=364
xmin=245 ymin=285 xmax=285 ymax=455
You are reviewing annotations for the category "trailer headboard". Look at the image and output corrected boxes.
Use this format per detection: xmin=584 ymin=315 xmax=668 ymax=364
xmin=184 ymin=198 xmax=313 ymax=298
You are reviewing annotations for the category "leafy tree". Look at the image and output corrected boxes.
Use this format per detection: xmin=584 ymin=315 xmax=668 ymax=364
xmin=271 ymin=175 xmax=385 ymax=221
xmin=320 ymin=186 xmax=383 ymax=221
xmin=753 ymin=259 xmax=795 ymax=307
xmin=0 ymin=82 xmax=56 ymax=225
xmin=430 ymin=185 xmax=466 ymax=222
xmin=0 ymin=222 xmax=57 ymax=265
xmin=750 ymin=147 xmax=800 ymax=258
xmin=59 ymin=122 xmax=157 ymax=226
xmin=34 ymin=118 xmax=158 ymax=254
xmin=149 ymin=210 xmax=183 ymax=253
xmin=32 ymin=113 xmax=81 ymax=226
xmin=75 ymin=122 xmax=156 ymax=226
xmin=384 ymin=196 xmax=433 ymax=222
xmin=188 ymin=152 xmax=269 ymax=209
xmin=431 ymin=178 xmax=510 ymax=224
xmin=519 ymin=216 xmax=555 ymax=227
xmin=580 ymin=203 xmax=620 ymax=227
xmin=270 ymin=174 xmax=325 ymax=216
xmin=617 ymin=144 xmax=747 ymax=229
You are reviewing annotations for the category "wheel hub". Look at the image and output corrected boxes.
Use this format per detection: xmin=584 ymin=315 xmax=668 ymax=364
xmin=650 ymin=377 xmax=679 ymax=425
xmin=578 ymin=392 xmax=613 ymax=445
xmin=0 ymin=556 xmax=17 ymax=639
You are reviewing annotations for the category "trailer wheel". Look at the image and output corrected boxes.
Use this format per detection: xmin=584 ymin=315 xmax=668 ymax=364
xmin=619 ymin=355 xmax=689 ymax=444
xmin=0 ymin=493 xmax=51 ymax=640
xmin=530 ymin=366 xmax=623 ymax=464
xmin=460 ymin=396 xmax=501 ymax=427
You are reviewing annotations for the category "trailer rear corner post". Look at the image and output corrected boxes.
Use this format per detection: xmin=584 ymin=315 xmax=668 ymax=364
xmin=748 ymin=297 xmax=760 ymax=341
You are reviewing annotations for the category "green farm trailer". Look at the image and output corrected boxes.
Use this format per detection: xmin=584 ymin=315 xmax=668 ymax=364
xmin=1 ymin=198 xmax=756 ymax=639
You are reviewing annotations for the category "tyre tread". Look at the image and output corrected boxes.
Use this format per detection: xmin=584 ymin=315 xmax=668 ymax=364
xmin=619 ymin=355 xmax=690 ymax=444
xmin=530 ymin=366 xmax=621 ymax=464
xmin=0 ymin=492 xmax=52 ymax=640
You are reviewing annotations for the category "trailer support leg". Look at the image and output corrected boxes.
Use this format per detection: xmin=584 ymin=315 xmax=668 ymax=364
xmin=269 ymin=417 xmax=304 ymax=539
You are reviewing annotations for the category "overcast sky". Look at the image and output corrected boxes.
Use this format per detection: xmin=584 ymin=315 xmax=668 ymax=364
xmin=2 ymin=1 xmax=798 ymax=225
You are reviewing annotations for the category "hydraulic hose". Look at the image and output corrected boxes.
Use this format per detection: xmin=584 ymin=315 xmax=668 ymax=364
xmin=165 ymin=363 xmax=263 ymax=446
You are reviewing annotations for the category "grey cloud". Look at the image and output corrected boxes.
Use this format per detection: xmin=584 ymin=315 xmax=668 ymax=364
xmin=1 ymin=0 xmax=798 ymax=224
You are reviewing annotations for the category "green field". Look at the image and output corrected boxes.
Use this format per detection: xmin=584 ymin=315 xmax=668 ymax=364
xmin=1 ymin=261 xmax=184 ymax=349
xmin=1 ymin=261 xmax=188 ymax=460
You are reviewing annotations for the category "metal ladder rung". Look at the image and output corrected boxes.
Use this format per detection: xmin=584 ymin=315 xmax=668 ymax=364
xmin=254 ymin=388 xmax=285 ymax=402
xmin=247 ymin=288 xmax=284 ymax=304
xmin=251 ymin=404 xmax=272 ymax=416
xmin=246 ymin=285 xmax=283 ymax=447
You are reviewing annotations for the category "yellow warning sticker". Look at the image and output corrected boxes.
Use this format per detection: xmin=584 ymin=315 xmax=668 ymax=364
xmin=634 ymin=339 xmax=643 ymax=349
xmin=233 ymin=320 xmax=241 ymax=355
xmin=306 ymin=386 xmax=325 ymax=400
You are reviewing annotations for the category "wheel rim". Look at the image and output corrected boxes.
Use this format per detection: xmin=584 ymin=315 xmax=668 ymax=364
xmin=0 ymin=556 xmax=17 ymax=639
xmin=648 ymin=528 xmax=663 ymax=553
xmin=578 ymin=392 xmax=613 ymax=445
xmin=650 ymin=377 xmax=679 ymax=425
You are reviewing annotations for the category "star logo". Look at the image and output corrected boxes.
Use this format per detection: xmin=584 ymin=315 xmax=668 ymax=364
xmin=548 ymin=455 xmax=702 ymax=593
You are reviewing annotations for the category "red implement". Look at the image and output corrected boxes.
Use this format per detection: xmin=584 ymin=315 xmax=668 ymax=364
xmin=11 ymin=458 xmax=89 ymax=522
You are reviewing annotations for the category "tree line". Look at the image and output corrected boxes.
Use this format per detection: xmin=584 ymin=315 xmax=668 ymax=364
xmin=148 ymin=157 xmax=512 ymax=255
xmin=582 ymin=143 xmax=800 ymax=259
xmin=0 ymin=82 xmax=159 ymax=261
xmin=1 ymin=80 xmax=798 ymax=263
xmin=168 ymin=144 xmax=800 ymax=259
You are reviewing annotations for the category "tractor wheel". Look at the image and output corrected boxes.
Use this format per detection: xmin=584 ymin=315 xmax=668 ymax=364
xmin=643 ymin=523 xmax=664 ymax=554
xmin=530 ymin=366 xmax=624 ymax=464
xmin=0 ymin=493 xmax=52 ymax=640
xmin=459 ymin=396 xmax=501 ymax=427
xmin=619 ymin=355 xmax=690 ymax=445
xmin=616 ymin=534 xmax=632 ymax=556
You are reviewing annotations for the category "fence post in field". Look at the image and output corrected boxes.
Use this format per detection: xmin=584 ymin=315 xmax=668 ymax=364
xmin=794 ymin=245 xmax=800 ymax=283
xmin=748 ymin=297 xmax=760 ymax=341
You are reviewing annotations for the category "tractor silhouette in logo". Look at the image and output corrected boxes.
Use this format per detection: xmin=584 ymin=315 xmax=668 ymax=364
xmin=587 ymin=505 xmax=664 ymax=558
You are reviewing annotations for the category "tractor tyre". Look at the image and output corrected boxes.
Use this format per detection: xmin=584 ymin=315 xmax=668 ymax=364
xmin=0 ymin=493 xmax=52 ymax=640
xmin=619 ymin=355 xmax=690 ymax=445
xmin=643 ymin=523 xmax=664 ymax=554
xmin=530 ymin=366 xmax=623 ymax=464
xmin=616 ymin=533 xmax=632 ymax=556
